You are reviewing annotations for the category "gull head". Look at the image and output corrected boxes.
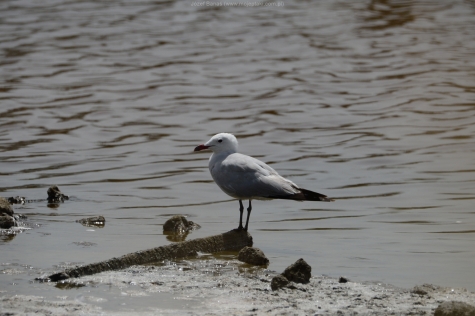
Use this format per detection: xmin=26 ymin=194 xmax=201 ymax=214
xmin=194 ymin=133 xmax=238 ymax=154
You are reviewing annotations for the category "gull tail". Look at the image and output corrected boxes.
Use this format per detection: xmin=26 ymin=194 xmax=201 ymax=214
xmin=268 ymin=188 xmax=335 ymax=202
xmin=299 ymin=188 xmax=335 ymax=202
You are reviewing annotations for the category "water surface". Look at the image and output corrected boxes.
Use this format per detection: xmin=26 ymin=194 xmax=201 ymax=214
xmin=1 ymin=0 xmax=475 ymax=312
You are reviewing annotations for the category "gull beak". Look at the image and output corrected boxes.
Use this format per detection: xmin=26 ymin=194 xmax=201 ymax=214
xmin=194 ymin=144 xmax=210 ymax=152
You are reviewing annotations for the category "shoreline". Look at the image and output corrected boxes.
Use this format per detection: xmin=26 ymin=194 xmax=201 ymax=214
xmin=2 ymin=258 xmax=474 ymax=315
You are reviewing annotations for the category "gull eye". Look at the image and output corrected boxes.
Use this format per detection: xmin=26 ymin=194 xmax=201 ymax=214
xmin=218 ymin=139 xmax=223 ymax=143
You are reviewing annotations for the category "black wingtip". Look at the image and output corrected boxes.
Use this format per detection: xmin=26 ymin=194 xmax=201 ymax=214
xmin=266 ymin=188 xmax=335 ymax=202
xmin=300 ymin=188 xmax=335 ymax=202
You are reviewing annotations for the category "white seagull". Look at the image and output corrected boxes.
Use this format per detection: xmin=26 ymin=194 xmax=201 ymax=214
xmin=194 ymin=133 xmax=334 ymax=231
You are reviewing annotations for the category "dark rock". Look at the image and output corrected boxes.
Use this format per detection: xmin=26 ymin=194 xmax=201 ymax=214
xmin=271 ymin=275 xmax=289 ymax=291
xmin=434 ymin=301 xmax=475 ymax=316
xmin=339 ymin=276 xmax=349 ymax=283
xmin=163 ymin=215 xmax=200 ymax=234
xmin=0 ymin=197 xmax=14 ymax=216
xmin=282 ymin=258 xmax=311 ymax=284
xmin=0 ymin=214 xmax=15 ymax=229
xmin=7 ymin=196 xmax=26 ymax=205
xmin=412 ymin=284 xmax=440 ymax=296
xmin=76 ymin=216 xmax=106 ymax=228
xmin=411 ymin=286 xmax=428 ymax=296
xmin=238 ymin=246 xmax=269 ymax=266
xmin=44 ymin=272 xmax=70 ymax=282
xmin=55 ymin=281 xmax=86 ymax=289
xmin=47 ymin=185 xmax=69 ymax=203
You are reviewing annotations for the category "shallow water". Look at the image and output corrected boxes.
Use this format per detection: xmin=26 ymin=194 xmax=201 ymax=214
xmin=1 ymin=0 xmax=475 ymax=311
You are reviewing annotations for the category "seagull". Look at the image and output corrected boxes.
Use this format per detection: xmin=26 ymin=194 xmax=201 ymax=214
xmin=194 ymin=133 xmax=334 ymax=231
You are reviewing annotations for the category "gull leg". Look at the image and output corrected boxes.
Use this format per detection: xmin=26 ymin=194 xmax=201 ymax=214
xmin=236 ymin=199 xmax=244 ymax=231
xmin=244 ymin=200 xmax=252 ymax=231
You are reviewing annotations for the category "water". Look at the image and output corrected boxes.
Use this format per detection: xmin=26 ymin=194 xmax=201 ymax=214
xmin=1 ymin=0 xmax=475 ymax=311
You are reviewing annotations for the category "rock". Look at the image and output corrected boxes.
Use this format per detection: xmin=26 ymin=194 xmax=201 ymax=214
xmin=238 ymin=246 xmax=269 ymax=266
xmin=76 ymin=216 xmax=106 ymax=228
xmin=163 ymin=215 xmax=200 ymax=234
xmin=339 ymin=276 xmax=349 ymax=283
xmin=271 ymin=258 xmax=312 ymax=291
xmin=271 ymin=275 xmax=289 ymax=291
xmin=412 ymin=284 xmax=440 ymax=296
xmin=411 ymin=286 xmax=428 ymax=295
xmin=0 ymin=197 xmax=14 ymax=216
xmin=282 ymin=258 xmax=311 ymax=284
xmin=7 ymin=196 xmax=26 ymax=205
xmin=0 ymin=214 xmax=15 ymax=229
xmin=434 ymin=301 xmax=475 ymax=316
xmin=47 ymin=185 xmax=69 ymax=203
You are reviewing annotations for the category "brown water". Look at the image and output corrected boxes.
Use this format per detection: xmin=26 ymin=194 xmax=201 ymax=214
xmin=1 ymin=0 xmax=475 ymax=312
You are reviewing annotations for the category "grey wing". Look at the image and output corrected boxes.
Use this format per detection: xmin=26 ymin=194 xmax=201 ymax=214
xmin=211 ymin=153 xmax=299 ymax=199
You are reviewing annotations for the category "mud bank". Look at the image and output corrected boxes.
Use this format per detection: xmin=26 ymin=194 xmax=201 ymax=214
xmin=2 ymin=258 xmax=475 ymax=315
xmin=42 ymin=230 xmax=252 ymax=282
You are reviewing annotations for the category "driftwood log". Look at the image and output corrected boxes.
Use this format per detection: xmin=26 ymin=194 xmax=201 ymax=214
xmin=41 ymin=230 xmax=253 ymax=282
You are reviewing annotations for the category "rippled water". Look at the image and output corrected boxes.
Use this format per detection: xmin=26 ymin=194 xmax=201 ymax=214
xmin=1 ymin=0 xmax=475 ymax=311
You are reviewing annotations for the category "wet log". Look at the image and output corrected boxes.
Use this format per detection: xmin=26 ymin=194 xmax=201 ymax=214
xmin=41 ymin=230 xmax=252 ymax=282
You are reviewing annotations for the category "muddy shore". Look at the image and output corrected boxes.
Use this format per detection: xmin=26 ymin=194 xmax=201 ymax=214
xmin=2 ymin=206 xmax=474 ymax=315
xmin=2 ymin=257 xmax=474 ymax=315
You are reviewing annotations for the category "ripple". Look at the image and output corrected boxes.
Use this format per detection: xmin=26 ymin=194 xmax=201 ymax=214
xmin=335 ymin=192 xmax=401 ymax=200
xmin=268 ymin=215 xmax=365 ymax=223
xmin=431 ymin=230 xmax=475 ymax=234
xmin=1 ymin=0 xmax=475 ymax=298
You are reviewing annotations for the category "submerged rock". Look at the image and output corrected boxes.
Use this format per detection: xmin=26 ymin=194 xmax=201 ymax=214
xmin=47 ymin=185 xmax=69 ymax=204
xmin=0 ymin=198 xmax=15 ymax=229
xmin=0 ymin=215 xmax=15 ymax=229
xmin=282 ymin=258 xmax=311 ymax=284
xmin=0 ymin=197 xmax=14 ymax=216
xmin=76 ymin=216 xmax=106 ymax=228
xmin=237 ymin=246 xmax=269 ymax=266
xmin=6 ymin=185 xmax=68 ymax=207
xmin=163 ymin=215 xmax=200 ymax=234
xmin=434 ymin=301 xmax=475 ymax=316
xmin=7 ymin=196 xmax=26 ymax=205
xmin=163 ymin=216 xmax=201 ymax=242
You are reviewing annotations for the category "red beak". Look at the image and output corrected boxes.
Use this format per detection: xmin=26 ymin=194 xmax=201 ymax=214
xmin=194 ymin=144 xmax=210 ymax=152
